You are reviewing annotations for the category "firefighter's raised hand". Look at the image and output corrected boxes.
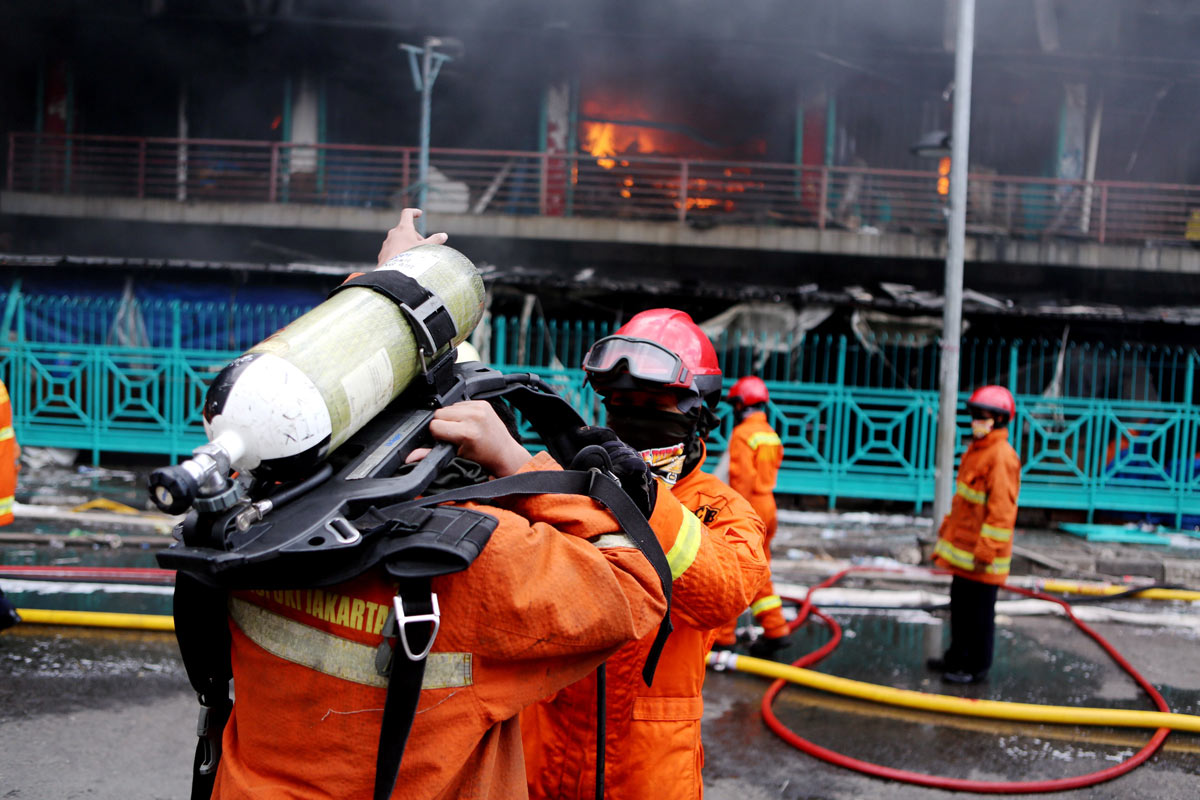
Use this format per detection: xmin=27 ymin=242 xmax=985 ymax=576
xmin=377 ymin=208 xmax=449 ymax=266
xmin=407 ymin=400 xmax=532 ymax=478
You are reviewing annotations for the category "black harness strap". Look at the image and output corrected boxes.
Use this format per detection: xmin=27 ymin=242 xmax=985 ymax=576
xmin=374 ymin=468 xmax=674 ymax=686
xmin=368 ymin=470 xmax=671 ymax=800
xmin=172 ymin=573 xmax=233 ymax=800
xmin=372 ymin=577 xmax=435 ymax=800
xmin=329 ymin=270 xmax=458 ymax=370
xmin=595 ymin=663 xmax=607 ymax=799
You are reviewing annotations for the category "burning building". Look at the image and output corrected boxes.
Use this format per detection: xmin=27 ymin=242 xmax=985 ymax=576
xmin=0 ymin=0 xmax=1198 ymax=320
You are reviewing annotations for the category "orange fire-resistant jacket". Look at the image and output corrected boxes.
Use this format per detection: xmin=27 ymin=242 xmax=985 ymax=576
xmin=717 ymin=411 xmax=788 ymax=641
xmin=211 ymin=452 xmax=669 ymax=800
xmin=523 ymin=444 xmax=769 ymax=800
xmin=933 ymin=428 xmax=1021 ymax=586
xmin=0 ymin=380 xmax=18 ymax=526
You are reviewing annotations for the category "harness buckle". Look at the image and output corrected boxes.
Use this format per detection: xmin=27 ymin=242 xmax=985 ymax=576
xmin=194 ymin=696 xmax=228 ymax=775
xmin=393 ymin=592 xmax=441 ymax=662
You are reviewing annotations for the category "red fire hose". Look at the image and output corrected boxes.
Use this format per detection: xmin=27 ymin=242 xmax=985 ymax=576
xmin=758 ymin=566 xmax=1172 ymax=793
xmin=0 ymin=565 xmax=176 ymax=584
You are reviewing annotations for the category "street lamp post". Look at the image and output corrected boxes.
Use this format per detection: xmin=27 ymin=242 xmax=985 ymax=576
xmin=401 ymin=38 xmax=453 ymax=234
xmin=932 ymin=0 xmax=977 ymax=526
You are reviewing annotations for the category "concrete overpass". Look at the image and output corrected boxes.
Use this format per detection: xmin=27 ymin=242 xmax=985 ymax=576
xmin=5 ymin=190 xmax=1199 ymax=276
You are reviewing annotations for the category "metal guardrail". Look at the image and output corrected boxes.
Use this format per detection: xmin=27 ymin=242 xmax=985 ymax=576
xmin=9 ymin=132 xmax=1200 ymax=246
xmin=1 ymin=289 xmax=1197 ymax=523
xmin=492 ymin=315 xmax=1198 ymax=403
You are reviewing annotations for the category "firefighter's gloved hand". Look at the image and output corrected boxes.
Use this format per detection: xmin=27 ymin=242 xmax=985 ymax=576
xmin=567 ymin=426 xmax=657 ymax=519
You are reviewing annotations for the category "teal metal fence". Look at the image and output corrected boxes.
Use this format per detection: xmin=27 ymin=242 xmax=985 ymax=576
xmin=2 ymin=289 xmax=1197 ymax=523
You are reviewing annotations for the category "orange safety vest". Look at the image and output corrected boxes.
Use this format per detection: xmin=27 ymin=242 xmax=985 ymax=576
xmin=212 ymin=453 xmax=668 ymax=800
xmin=524 ymin=445 xmax=768 ymax=800
xmin=0 ymin=380 xmax=17 ymax=526
xmin=933 ymin=428 xmax=1021 ymax=586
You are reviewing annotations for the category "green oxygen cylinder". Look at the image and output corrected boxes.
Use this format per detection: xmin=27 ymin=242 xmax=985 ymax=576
xmin=201 ymin=243 xmax=484 ymax=478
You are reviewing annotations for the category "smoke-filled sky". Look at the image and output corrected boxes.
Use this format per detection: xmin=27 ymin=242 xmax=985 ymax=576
xmin=3 ymin=0 xmax=1200 ymax=180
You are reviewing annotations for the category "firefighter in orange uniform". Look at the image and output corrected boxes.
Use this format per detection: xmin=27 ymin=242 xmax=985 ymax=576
xmin=523 ymin=309 xmax=769 ymax=800
xmin=928 ymin=385 xmax=1020 ymax=685
xmin=713 ymin=376 xmax=791 ymax=658
xmin=210 ymin=213 xmax=671 ymax=800
xmin=213 ymin=401 xmax=670 ymax=800
xmin=0 ymin=378 xmax=21 ymax=631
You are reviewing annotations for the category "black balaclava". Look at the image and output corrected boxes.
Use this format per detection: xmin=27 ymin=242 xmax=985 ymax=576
xmin=605 ymin=405 xmax=696 ymax=452
xmin=605 ymin=400 xmax=717 ymax=483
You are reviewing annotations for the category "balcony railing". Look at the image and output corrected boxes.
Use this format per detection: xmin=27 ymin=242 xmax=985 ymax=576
xmin=9 ymin=132 xmax=1200 ymax=246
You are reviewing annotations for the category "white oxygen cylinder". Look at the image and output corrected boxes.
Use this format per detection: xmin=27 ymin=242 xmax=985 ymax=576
xmin=201 ymin=244 xmax=484 ymax=478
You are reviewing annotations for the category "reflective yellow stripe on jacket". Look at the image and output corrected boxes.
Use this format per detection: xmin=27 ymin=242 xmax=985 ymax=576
xmin=229 ymin=597 xmax=473 ymax=690
xmin=955 ymin=481 xmax=987 ymax=504
xmin=987 ymin=557 xmax=1012 ymax=575
xmin=934 ymin=539 xmax=1011 ymax=576
xmin=980 ymin=523 xmax=1013 ymax=542
xmin=747 ymin=432 xmax=782 ymax=450
xmin=750 ymin=595 xmax=782 ymax=616
xmin=0 ymin=496 xmax=12 ymax=516
xmin=666 ymin=513 xmax=702 ymax=581
xmin=0 ymin=426 xmax=13 ymax=442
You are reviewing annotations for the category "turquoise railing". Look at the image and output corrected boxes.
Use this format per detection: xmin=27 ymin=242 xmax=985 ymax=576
xmin=1 ymin=291 xmax=1196 ymax=523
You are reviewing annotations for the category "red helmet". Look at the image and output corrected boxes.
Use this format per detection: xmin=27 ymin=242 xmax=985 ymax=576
xmin=966 ymin=385 xmax=1015 ymax=423
xmin=727 ymin=376 xmax=769 ymax=406
xmin=583 ymin=308 xmax=723 ymax=409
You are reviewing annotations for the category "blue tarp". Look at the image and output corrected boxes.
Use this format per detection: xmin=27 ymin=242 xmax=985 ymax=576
xmin=1104 ymin=448 xmax=1200 ymax=529
xmin=4 ymin=280 xmax=325 ymax=351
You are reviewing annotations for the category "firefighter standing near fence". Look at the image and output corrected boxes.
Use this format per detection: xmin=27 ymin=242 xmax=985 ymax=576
xmin=523 ymin=308 xmax=769 ymax=800
xmin=0 ymin=378 xmax=21 ymax=631
xmin=928 ymin=385 xmax=1021 ymax=685
xmin=712 ymin=376 xmax=792 ymax=658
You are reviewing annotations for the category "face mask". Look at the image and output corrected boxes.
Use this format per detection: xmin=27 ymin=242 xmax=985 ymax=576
xmin=971 ymin=418 xmax=995 ymax=439
xmin=605 ymin=407 xmax=696 ymax=452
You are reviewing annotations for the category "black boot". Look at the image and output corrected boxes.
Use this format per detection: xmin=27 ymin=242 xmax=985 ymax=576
xmin=0 ymin=603 xmax=19 ymax=632
xmin=942 ymin=669 xmax=987 ymax=685
xmin=748 ymin=634 xmax=792 ymax=661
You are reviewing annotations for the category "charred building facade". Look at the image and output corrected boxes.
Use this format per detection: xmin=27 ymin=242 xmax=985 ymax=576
xmin=1 ymin=0 xmax=1200 ymax=333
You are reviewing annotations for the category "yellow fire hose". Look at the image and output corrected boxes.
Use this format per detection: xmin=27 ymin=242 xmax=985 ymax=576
xmin=709 ymin=650 xmax=1200 ymax=734
xmin=16 ymin=608 xmax=175 ymax=632
xmin=1037 ymin=579 xmax=1200 ymax=603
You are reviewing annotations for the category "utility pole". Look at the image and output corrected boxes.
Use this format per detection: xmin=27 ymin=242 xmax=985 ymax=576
xmin=932 ymin=0 xmax=976 ymax=526
xmin=401 ymin=38 xmax=453 ymax=234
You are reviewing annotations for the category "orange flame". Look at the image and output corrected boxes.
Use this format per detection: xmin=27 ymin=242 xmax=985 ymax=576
xmin=577 ymin=91 xmax=764 ymax=213
xmin=580 ymin=94 xmax=691 ymax=168
xmin=937 ymin=157 xmax=951 ymax=196
xmin=581 ymin=120 xmax=677 ymax=168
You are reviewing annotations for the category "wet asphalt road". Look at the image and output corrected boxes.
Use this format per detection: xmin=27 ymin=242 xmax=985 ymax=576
xmin=2 ymin=609 xmax=1198 ymax=799
xmin=0 ymin=626 xmax=194 ymax=799
xmin=702 ymin=613 xmax=1200 ymax=800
